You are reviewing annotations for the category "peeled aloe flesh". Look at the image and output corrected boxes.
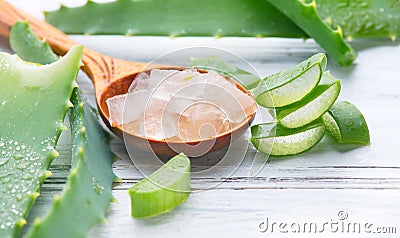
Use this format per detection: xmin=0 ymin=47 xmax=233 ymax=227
xmin=10 ymin=22 xmax=118 ymax=238
xmin=253 ymin=53 xmax=326 ymax=108
xmin=0 ymin=45 xmax=83 ymax=238
xmin=251 ymin=121 xmax=325 ymax=156
xmin=190 ymin=55 xmax=261 ymax=90
xmin=129 ymin=153 xmax=191 ymax=218
xmin=322 ymin=101 xmax=370 ymax=144
xmin=276 ymin=71 xmax=341 ymax=128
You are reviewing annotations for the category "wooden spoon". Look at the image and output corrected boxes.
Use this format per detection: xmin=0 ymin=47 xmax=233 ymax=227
xmin=0 ymin=0 xmax=257 ymax=156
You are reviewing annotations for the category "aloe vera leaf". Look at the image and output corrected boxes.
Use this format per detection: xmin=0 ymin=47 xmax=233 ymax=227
xmin=276 ymin=71 xmax=341 ymax=128
xmin=190 ymin=55 xmax=261 ymax=90
xmin=44 ymin=0 xmax=400 ymax=40
xmin=254 ymin=53 xmax=326 ymax=108
xmin=322 ymin=101 xmax=370 ymax=145
xmin=129 ymin=153 xmax=191 ymax=218
xmin=251 ymin=121 xmax=325 ymax=156
xmin=266 ymin=0 xmax=357 ymax=66
xmin=24 ymin=89 xmax=117 ymax=238
xmin=0 ymin=45 xmax=83 ymax=238
xmin=44 ymin=0 xmax=306 ymax=37
xmin=317 ymin=0 xmax=400 ymax=40
xmin=9 ymin=21 xmax=118 ymax=238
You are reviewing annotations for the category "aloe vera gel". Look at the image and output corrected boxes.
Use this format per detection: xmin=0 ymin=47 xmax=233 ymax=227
xmin=107 ymin=69 xmax=256 ymax=142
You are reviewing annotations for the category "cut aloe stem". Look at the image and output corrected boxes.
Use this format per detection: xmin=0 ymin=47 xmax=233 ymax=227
xmin=129 ymin=153 xmax=191 ymax=218
xmin=322 ymin=101 xmax=370 ymax=145
xmin=253 ymin=53 xmax=326 ymax=108
xmin=190 ymin=55 xmax=260 ymax=90
xmin=9 ymin=22 xmax=119 ymax=238
xmin=0 ymin=44 xmax=82 ymax=238
xmin=265 ymin=0 xmax=357 ymax=66
xmin=276 ymin=71 xmax=341 ymax=128
xmin=251 ymin=121 xmax=325 ymax=156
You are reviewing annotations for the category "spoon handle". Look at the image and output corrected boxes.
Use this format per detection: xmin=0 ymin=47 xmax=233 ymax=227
xmin=0 ymin=0 xmax=117 ymax=86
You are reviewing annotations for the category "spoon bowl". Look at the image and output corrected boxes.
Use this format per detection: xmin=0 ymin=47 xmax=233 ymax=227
xmin=101 ymin=68 xmax=257 ymax=156
xmin=0 ymin=0 xmax=257 ymax=156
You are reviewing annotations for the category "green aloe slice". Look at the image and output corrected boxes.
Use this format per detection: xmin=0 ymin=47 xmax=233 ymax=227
xmin=129 ymin=153 xmax=191 ymax=218
xmin=265 ymin=0 xmax=357 ymax=66
xmin=251 ymin=121 xmax=325 ymax=156
xmin=0 ymin=44 xmax=82 ymax=238
xmin=253 ymin=53 xmax=326 ymax=108
xmin=276 ymin=71 xmax=341 ymax=128
xmin=322 ymin=101 xmax=370 ymax=145
xmin=10 ymin=22 xmax=119 ymax=238
xmin=190 ymin=55 xmax=260 ymax=90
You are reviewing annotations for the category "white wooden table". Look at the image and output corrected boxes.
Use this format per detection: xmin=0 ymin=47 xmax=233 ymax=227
xmin=1 ymin=1 xmax=400 ymax=237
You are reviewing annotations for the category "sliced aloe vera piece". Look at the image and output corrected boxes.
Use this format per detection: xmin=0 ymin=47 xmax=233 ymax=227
xmin=129 ymin=153 xmax=191 ymax=218
xmin=10 ymin=22 xmax=118 ymax=238
xmin=251 ymin=121 xmax=325 ymax=156
xmin=322 ymin=101 xmax=370 ymax=145
xmin=190 ymin=55 xmax=260 ymax=90
xmin=0 ymin=45 xmax=82 ymax=238
xmin=266 ymin=0 xmax=357 ymax=66
xmin=254 ymin=53 xmax=326 ymax=108
xmin=276 ymin=71 xmax=341 ymax=128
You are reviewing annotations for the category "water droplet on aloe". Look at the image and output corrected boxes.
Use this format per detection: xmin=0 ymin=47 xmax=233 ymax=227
xmin=22 ymin=173 xmax=33 ymax=180
xmin=13 ymin=154 xmax=24 ymax=160
xmin=0 ymin=158 xmax=9 ymax=166
xmin=3 ymin=177 xmax=11 ymax=184
xmin=29 ymin=156 xmax=39 ymax=161
xmin=16 ymin=194 xmax=23 ymax=202
xmin=92 ymin=177 xmax=104 ymax=195
xmin=16 ymin=162 xmax=27 ymax=170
